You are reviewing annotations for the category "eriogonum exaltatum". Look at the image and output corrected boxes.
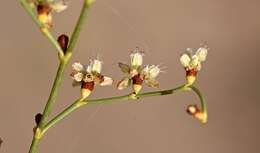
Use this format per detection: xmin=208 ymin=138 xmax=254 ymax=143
xmin=180 ymin=46 xmax=208 ymax=85
xmin=71 ymin=58 xmax=113 ymax=99
xmin=117 ymin=48 xmax=161 ymax=94
xmin=36 ymin=0 xmax=68 ymax=28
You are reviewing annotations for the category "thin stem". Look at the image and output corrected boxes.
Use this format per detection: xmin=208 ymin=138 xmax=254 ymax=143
xmin=19 ymin=0 xmax=64 ymax=56
xmin=189 ymin=85 xmax=207 ymax=114
xmin=66 ymin=0 xmax=93 ymax=54
xmin=25 ymin=1 xmax=95 ymax=153
xmin=28 ymin=138 xmax=40 ymax=153
xmin=38 ymin=61 xmax=67 ymax=129
xmin=43 ymin=84 xmax=204 ymax=133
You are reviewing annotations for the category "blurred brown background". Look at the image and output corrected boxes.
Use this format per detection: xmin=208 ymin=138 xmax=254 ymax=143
xmin=0 ymin=0 xmax=259 ymax=153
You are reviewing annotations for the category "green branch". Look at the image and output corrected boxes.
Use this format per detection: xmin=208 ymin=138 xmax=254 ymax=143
xmin=19 ymin=0 xmax=64 ymax=56
xmin=66 ymin=0 xmax=94 ymax=55
xmin=42 ymin=85 xmax=207 ymax=134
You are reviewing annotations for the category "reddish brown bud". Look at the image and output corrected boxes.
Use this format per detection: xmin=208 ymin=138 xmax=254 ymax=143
xmin=81 ymin=81 xmax=95 ymax=91
xmin=132 ymin=74 xmax=143 ymax=85
xmin=35 ymin=113 xmax=42 ymax=125
xmin=57 ymin=34 xmax=69 ymax=53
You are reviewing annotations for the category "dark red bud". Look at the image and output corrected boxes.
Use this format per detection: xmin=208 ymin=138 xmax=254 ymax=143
xmin=57 ymin=34 xmax=69 ymax=53
xmin=35 ymin=113 xmax=43 ymax=126
xmin=132 ymin=74 xmax=143 ymax=85
xmin=81 ymin=81 xmax=95 ymax=91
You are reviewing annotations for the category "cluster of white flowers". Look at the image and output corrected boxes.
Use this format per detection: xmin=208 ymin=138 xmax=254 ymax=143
xmin=71 ymin=46 xmax=208 ymax=99
xmin=117 ymin=48 xmax=161 ymax=94
xmin=35 ymin=0 xmax=68 ymax=28
xmin=71 ymin=59 xmax=113 ymax=99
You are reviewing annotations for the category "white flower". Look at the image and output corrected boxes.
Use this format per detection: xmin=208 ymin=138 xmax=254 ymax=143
xmin=142 ymin=65 xmax=161 ymax=80
xmin=180 ymin=47 xmax=208 ymax=71
xmin=72 ymin=62 xmax=84 ymax=72
xmin=130 ymin=48 xmax=144 ymax=68
xmin=36 ymin=0 xmax=68 ymax=28
xmin=50 ymin=0 xmax=68 ymax=13
xmin=87 ymin=59 xmax=102 ymax=74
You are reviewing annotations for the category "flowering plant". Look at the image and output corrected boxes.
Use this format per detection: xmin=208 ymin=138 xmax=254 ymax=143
xmin=19 ymin=0 xmax=209 ymax=153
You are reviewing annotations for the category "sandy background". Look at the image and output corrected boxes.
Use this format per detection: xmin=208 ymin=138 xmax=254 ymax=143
xmin=0 ymin=0 xmax=259 ymax=153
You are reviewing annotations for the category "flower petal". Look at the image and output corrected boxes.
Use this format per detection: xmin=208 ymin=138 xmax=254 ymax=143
xmin=100 ymin=76 xmax=113 ymax=86
xmin=88 ymin=59 xmax=102 ymax=74
xmin=130 ymin=48 xmax=144 ymax=67
xmin=190 ymin=55 xmax=199 ymax=69
xmin=72 ymin=72 xmax=84 ymax=82
xmin=50 ymin=1 xmax=68 ymax=13
xmin=196 ymin=47 xmax=208 ymax=62
xmin=118 ymin=62 xmax=130 ymax=73
xmin=180 ymin=53 xmax=191 ymax=68
xmin=72 ymin=62 xmax=84 ymax=72
xmin=72 ymin=80 xmax=82 ymax=87
xmin=146 ymin=79 xmax=159 ymax=88
xmin=117 ymin=77 xmax=131 ymax=90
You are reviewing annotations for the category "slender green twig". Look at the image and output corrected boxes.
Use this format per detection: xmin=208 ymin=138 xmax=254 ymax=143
xmin=22 ymin=1 xmax=95 ymax=153
xmin=189 ymin=85 xmax=207 ymax=114
xmin=19 ymin=0 xmax=64 ymax=56
xmin=42 ymin=85 xmax=207 ymax=134
xmin=66 ymin=0 xmax=94 ymax=55
xmin=38 ymin=61 xmax=67 ymax=129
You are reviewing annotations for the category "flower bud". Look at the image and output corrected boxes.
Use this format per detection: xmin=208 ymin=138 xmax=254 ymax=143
xmin=81 ymin=81 xmax=95 ymax=99
xmin=57 ymin=34 xmax=69 ymax=53
xmin=37 ymin=4 xmax=52 ymax=27
xmin=186 ymin=68 xmax=197 ymax=85
xmin=35 ymin=113 xmax=43 ymax=126
xmin=186 ymin=104 xmax=207 ymax=123
xmin=132 ymin=74 xmax=143 ymax=94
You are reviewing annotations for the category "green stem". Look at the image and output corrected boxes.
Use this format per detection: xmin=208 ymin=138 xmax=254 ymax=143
xmin=24 ymin=0 xmax=95 ymax=153
xmin=38 ymin=61 xmax=67 ymax=129
xmin=189 ymin=85 xmax=207 ymax=114
xmin=43 ymin=85 xmax=206 ymax=133
xmin=66 ymin=0 xmax=93 ymax=54
xmin=28 ymin=137 xmax=40 ymax=153
xmin=19 ymin=0 xmax=64 ymax=56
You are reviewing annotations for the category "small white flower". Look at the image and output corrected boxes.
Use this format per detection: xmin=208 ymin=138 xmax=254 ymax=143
xmin=50 ymin=0 xmax=68 ymax=13
xmin=87 ymin=59 xmax=102 ymax=74
xmin=100 ymin=76 xmax=113 ymax=86
xmin=72 ymin=62 xmax=84 ymax=72
xmin=196 ymin=47 xmax=207 ymax=62
xmin=180 ymin=47 xmax=208 ymax=71
xmin=130 ymin=48 xmax=144 ymax=68
xmin=141 ymin=65 xmax=160 ymax=80
xmin=117 ymin=77 xmax=131 ymax=90
xmin=73 ymin=72 xmax=84 ymax=82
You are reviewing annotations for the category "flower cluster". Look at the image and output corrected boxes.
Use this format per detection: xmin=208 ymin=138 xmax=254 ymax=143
xmin=33 ymin=0 xmax=68 ymax=28
xmin=180 ymin=46 xmax=208 ymax=85
xmin=186 ymin=104 xmax=207 ymax=123
xmin=71 ymin=59 xmax=113 ymax=99
xmin=117 ymin=48 xmax=161 ymax=94
xmin=70 ymin=46 xmax=208 ymax=122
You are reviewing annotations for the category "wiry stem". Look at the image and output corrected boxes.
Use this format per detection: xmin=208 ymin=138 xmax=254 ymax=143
xmin=20 ymin=0 xmax=95 ymax=153
xmin=42 ymin=85 xmax=207 ymax=134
